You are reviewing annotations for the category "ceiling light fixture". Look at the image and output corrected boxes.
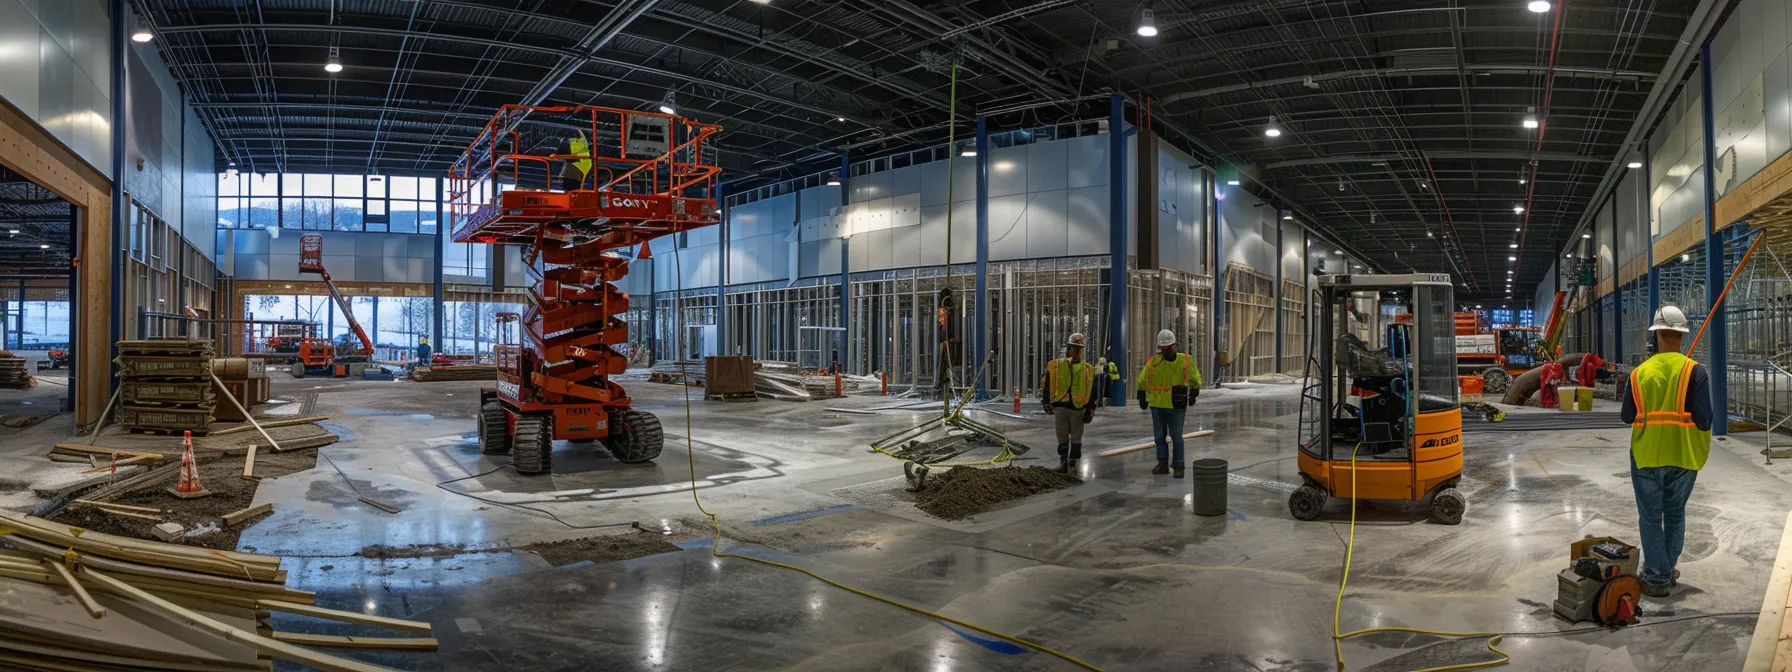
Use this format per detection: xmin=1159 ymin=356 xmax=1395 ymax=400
xmin=38 ymin=244 xmax=49 ymax=249
xmin=835 ymin=116 xmax=845 ymax=123
xmin=1136 ymin=7 xmax=1158 ymax=37
xmin=6 ymin=229 xmax=16 ymax=234
xmin=1508 ymin=256 xmax=1517 ymax=261
xmin=1509 ymin=243 xmax=1518 ymax=248
xmin=658 ymin=90 xmax=677 ymax=115
xmin=1627 ymin=161 xmax=1642 ymax=169
xmin=1514 ymin=206 xmax=1526 ymax=214
xmin=1528 ymin=0 xmax=1552 ymax=12
xmin=324 ymin=47 xmax=343 ymax=74
xmin=1522 ymin=106 xmax=1539 ymax=129
xmin=1283 ymin=214 xmax=1292 ymax=220
xmin=131 ymin=22 xmax=154 ymax=43
xmin=1681 ymin=254 xmax=1691 ymax=262
xmin=1264 ymin=117 xmax=1282 ymax=138
xmin=960 ymin=144 xmax=977 ymax=157
xmin=1226 ymin=179 xmax=1240 ymax=186
xmin=825 ymin=172 xmax=841 ymax=186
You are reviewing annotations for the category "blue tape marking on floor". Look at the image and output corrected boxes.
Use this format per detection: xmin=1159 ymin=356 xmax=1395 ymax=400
xmin=746 ymin=504 xmax=860 ymax=527
xmin=1227 ymin=508 xmax=1246 ymax=521
xmin=1227 ymin=455 xmax=1295 ymax=473
xmin=936 ymin=622 xmax=1026 ymax=655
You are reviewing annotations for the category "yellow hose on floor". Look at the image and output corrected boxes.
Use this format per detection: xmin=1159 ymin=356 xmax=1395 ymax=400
xmin=1331 ymin=443 xmax=1509 ymax=671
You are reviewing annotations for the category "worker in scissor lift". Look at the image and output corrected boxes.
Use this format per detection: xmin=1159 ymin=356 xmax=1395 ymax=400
xmin=560 ymin=130 xmax=592 ymax=191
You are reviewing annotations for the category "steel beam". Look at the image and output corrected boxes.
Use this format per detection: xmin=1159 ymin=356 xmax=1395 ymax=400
xmin=1105 ymin=96 xmax=1127 ymax=406
xmin=1700 ymin=42 xmax=1726 ymax=436
xmin=839 ymin=152 xmax=850 ymax=373
xmin=1264 ymin=151 xmax=1606 ymax=170
xmin=716 ymin=182 xmax=728 ymax=355
xmin=108 ymin=0 xmax=125 ymax=397
xmin=974 ymin=118 xmax=989 ymax=400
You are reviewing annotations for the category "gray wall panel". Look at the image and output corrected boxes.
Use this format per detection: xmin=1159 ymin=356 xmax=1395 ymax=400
xmin=853 ymin=169 xmax=892 ymax=204
xmin=1066 ymin=185 xmax=1108 ymax=255
xmin=987 ymin=193 xmax=1028 ymax=261
xmin=848 ymin=230 xmax=870 ymax=271
xmin=0 ymin=0 xmax=40 ymax=118
xmin=1026 ymin=138 xmax=1068 ymax=193
xmin=918 ymin=205 xmax=947 ymax=266
xmin=816 ymin=238 xmax=841 ymax=276
xmin=865 ymin=229 xmax=893 ymax=271
xmin=799 ymin=185 xmax=842 ymax=220
xmin=889 ymin=220 xmax=919 ymax=268
xmin=1066 ymin=135 xmax=1108 ymax=189
xmin=1769 ymin=49 xmax=1791 ymax=167
xmin=890 ymin=192 xmax=920 ymax=228
xmin=889 ymin=165 xmax=919 ymax=196
xmin=988 ymin=145 xmax=1027 ymax=198
xmin=1024 ymin=189 xmax=1069 ymax=259
xmin=919 ymin=161 xmax=949 ymax=207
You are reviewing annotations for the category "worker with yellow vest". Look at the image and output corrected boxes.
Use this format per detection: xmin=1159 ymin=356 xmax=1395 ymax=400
xmin=1137 ymin=329 xmax=1201 ymax=478
xmin=1041 ymin=333 xmax=1097 ymax=474
xmin=1620 ymin=306 xmax=1712 ymax=598
xmin=560 ymin=131 xmax=592 ymax=191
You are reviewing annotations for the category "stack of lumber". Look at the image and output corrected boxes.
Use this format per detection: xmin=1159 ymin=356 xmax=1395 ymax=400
xmin=0 ymin=351 xmax=33 ymax=389
xmin=0 ymin=511 xmax=436 ymax=671
xmin=409 ymin=364 xmax=497 ymax=382
xmin=116 ymin=340 xmax=216 ymax=435
xmin=648 ymin=359 xmax=705 ymax=385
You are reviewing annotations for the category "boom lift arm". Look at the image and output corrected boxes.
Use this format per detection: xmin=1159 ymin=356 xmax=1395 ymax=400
xmin=297 ymin=234 xmax=374 ymax=357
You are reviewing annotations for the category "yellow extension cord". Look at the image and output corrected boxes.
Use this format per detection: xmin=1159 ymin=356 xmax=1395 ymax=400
xmin=1331 ymin=443 xmax=1510 ymax=671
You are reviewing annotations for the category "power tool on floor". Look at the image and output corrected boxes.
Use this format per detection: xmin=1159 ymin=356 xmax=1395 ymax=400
xmin=1553 ymin=536 xmax=1643 ymax=625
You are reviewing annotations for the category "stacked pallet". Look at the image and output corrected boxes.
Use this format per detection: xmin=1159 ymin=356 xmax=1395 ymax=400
xmin=0 ymin=511 xmax=436 ymax=671
xmin=0 ymin=351 xmax=33 ymax=389
xmin=647 ymin=360 xmax=705 ymax=385
xmin=409 ymin=364 xmax=498 ymax=382
xmin=116 ymin=340 xmax=216 ymax=435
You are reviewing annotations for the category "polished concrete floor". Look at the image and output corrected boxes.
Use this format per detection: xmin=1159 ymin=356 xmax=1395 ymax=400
xmin=4 ymin=372 xmax=1789 ymax=671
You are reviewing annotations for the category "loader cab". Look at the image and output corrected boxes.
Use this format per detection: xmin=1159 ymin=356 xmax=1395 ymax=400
xmin=1292 ymin=273 xmax=1465 ymax=524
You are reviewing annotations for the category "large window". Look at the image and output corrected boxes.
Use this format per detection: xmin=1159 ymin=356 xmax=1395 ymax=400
xmin=217 ymin=173 xmax=439 ymax=234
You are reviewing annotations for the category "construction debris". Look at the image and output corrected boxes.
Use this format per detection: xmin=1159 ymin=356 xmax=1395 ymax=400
xmin=221 ymin=503 xmax=273 ymax=527
xmin=150 ymin=522 xmax=184 ymax=541
xmin=913 ymin=466 xmax=1081 ymax=521
xmin=0 ymin=511 xmax=432 ymax=671
xmin=0 ymin=351 xmax=34 ymax=389
xmin=116 ymin=339 xmax=217 ymax=434
xmin=409 ymin=364 xmax=498 ymax=381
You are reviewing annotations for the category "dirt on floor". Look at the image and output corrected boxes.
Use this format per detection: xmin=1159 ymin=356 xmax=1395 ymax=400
xmin=913 ymin=466 xmax=1082 ymax=521
xmin=45 ymin=446 xmax=320 ymax=550
xmin=357 ymin=530 xmax=681 ymax=566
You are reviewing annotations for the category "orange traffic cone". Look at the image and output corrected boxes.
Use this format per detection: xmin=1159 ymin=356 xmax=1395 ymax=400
xmin=167 ymin=431 xmax=210 ymax=499
xmin=1013 ymin=387 xmax=1021 ymax=413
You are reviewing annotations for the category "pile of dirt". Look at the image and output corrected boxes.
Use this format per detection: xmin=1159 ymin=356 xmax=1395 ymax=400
xmin=522 ymin=532 xmax=682 ymax=566
xmin=359 ymin=543 xmax=468 ymax=559
xmin=45 ymin=447 xmax=319 ymax=550
xmin=913 ymin=466 xmax=1081 ymax=521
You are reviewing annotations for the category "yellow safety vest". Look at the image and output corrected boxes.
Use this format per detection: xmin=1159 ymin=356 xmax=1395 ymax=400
xmin=568 ymin=136 xmax=593 ymax=181
xmin=1105 ymin=361 xmax=1120 ymax=381
xmin=1136 ymin=353 xmax=1199 ymax=409
xmin=1629 ymin=352 xmax=1710 ymax=470
xmin=1046 ymin=358 xmax=1095 ymax=408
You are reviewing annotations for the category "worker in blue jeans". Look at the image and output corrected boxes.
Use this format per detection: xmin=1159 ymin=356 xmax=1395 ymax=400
xmin=1137 ymin=329 xmax=1200 ymax=478
xmin=1620 ymin=306 xmax=1712 ymax=598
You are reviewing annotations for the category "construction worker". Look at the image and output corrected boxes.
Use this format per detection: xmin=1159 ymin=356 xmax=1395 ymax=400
xmin=560 ymin=131 xmax=592 ymax=191
xmin=1041 ymin=333 xmax=1097 ymax=473
xmin=1620 ymin=306 xmax=1712 ymax=598
xmin=415 ymin=337 xmax=432 ymax=367
xmin=1096 ymin=356 xmax=1121 ymax=406
xmin=1137 ymin=329 xmax=1201 ymax=478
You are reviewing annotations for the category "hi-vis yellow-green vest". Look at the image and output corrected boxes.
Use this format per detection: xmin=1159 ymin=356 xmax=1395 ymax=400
xmin=1046 ymin=358 xmax=1095 ymax=409
xmin=568 ymin=136 xmax=593 ymax=180
xmin=1136 ymin=353 xmax=1200 ymax=409
xmin=1629 ymin=351 xmax=1711 ymax=470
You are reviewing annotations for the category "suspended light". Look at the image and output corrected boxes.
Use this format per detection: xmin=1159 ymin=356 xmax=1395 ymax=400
xmin=825 ymin=172 xmax=841 ymax=186
xmin=1522 ymin=106 xmax=1539 ymax=129
xmin=1582 ymin=233 xmax=1591 ymax=239
xmin=1681 ymin=254 xmax=1691 ymax=262
xmin=749 ymin=0 xmax=770 ymax=4
xmin=1513 ymin=206 xmax=1524 ymax=214
xmin=1136 ymin=7 xmax=1158 ymax=37
xmin=1527 ymin=0 xmax=1552 ymax=12
xmin=1283 ymin=214 xmax=1292 ymax=220
xmin=324 ymin=47 xmax=343 ymax=74
xmin=38 ymin=244 xmax=49 ymax=249
xmin=1627 ymin=161 xmax=1642 ymax=169
xmin=131 ymin=23 xmax=153 ymax=43
xmin=1426 ymin=231 xmax=1434 ymax=238
xmin=1508 ymin=243 xmax=1518 ymax=248
xmin=6 ymin=229 xmax=16 ymax=234
xmin=1515 ymin=227 xmax=1521 ymax=232
xmin=836 ymin=116 xmax=846 ymax=123
xmin=1226 ymin=179 xmax=1240 ymax=186
xmin=658 ymin=90 xmax=677 ymax=115
xmin=1264 ymin=117 xmax=1282 ymax=138
xmin=1508 ymin=256 xmax=1517 ymax=261
xmin=1519 ymin=176 xmax=1528 ymax=185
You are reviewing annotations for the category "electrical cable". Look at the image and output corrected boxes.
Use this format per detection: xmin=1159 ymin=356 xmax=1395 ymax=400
xmin=667 ymin=175 xmax=1105 ymax=671
xmin=435 ymin=464 xmax=638 ymax=531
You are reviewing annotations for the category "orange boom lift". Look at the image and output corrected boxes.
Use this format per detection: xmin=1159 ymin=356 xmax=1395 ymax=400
xmin=448 ymin=104 xmax=720 ymax=474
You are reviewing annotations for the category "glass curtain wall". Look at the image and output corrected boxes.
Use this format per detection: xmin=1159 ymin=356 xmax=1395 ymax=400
xmin=218 ymin=173 xmax=439 ymax=234
xmin=0 ymin=299 xmax=71 ymax=348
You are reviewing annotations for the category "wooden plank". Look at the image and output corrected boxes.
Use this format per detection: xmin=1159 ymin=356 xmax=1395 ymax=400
xmin=1743 ymin=510 xmax=1792 ymax=672
xmin=1097 ymin=430 xmax=1216 ymax=457
xmin=255 ymin=601 xmax=432 ymax=634
xmin=53 ymin=443 xmax=167 ymax=460
xmin=0 ymin=534 xmax=288 ymax=594
xmin=267 ymin=633 xmax=438 ymax=650
xmin=80 ymin=455 xmax=156 ymax=473
xmin=74 ymin=500 xmax=163 ymax=514
xmin=207 ymin=417 xmax=329 ymax=436
xmin=0 ymin=512 xmax=283 ymax=577
xmin=78 ymin=570 xmax=402 ymax=672
xmin=43 ymin=559 xmax=106 ymax=619
xmin=30 ymin=466 xmax=146 ymax=499
xmin=89 ymin=507 xmax=162 ymax=522
xmin=223 ymin=504 xmax=273 ymax=528
xmin=242 ymin=444 xmax=257 ymax=480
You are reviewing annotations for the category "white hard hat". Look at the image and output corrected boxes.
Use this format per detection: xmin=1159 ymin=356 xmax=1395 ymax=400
xmin=1650 ymin=306 xmax=1691 ymax=333
xmin=1156 ymin=329 xmax=1177 ymax=347
xmin=1065 ymin=333 xmax=1087 ymax=348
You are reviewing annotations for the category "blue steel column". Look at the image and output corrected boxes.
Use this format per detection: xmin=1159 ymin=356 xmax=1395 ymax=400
xmin=1273 ymin=203 xmax=1283 ymax=370
xmin=433 ymin=195 xmax=445 ymax=349
xmin=974 ymin=118 xmax=990 ymax=399
xmin=1611 ymin=192 xmax=1623 ymax=363
xmin=1105 ymin=96 xmax=1127 ymax=406
xmin=715 ymin=183 xmax=727 ymax=355
xmin=1700 ymin=43 xmax=1727 ymax=436
xmin=839 ymin=153 xmax=851 ymax=372
xmin=108 ymin=0 xmax=126 ymax=396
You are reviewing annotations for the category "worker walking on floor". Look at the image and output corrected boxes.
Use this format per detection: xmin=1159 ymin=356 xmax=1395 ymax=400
xmin=1137 ymin=329 xmax=1200 ymax=478
xmin=1042 ymin=333 xmax=1097 ymax=474
xmin=1620 ymin=306 xmax=1712 ymax=598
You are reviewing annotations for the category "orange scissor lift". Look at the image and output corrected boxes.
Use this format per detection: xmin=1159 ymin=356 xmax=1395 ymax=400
xmin=448 ymin=105 xmax=721 ymax=474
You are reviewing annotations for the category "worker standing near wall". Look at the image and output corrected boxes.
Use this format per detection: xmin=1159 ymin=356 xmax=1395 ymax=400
xmin=1137 ymin=329 xmax=1200 ymax=478
xmin=1042 ymin=333 xmax=1097 ymax=474
xmin=1620 ymin=306 xmax=1712 ymax=598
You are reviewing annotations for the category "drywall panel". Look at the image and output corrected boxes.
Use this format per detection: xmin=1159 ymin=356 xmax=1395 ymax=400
xmin=1066 ymin=185 xmax=1109 ymax=256
xmin=1066 ymin=134 xmax=1108 ymax=189
xmin=1025 ymin=189 xmax=1069 ymax=259
xmin=0 ymin=0 xmax=41 ymax=118
xmin=919 ymin=160 xmax=949 ymax=207
xmin=889 ymin=164 xmax=919 ymax=196
xmin=987 ymin=193 xmax=1028 ymax=261
xmin=1026 ymin=138 xmax=1068 ymax=193
xmin=1615 ymin=172 xmax=1641 ymax=267
xmin=1595 ymin=198 xmax=1614 ymax=280
xmin=799 ymin=184 xmax=842 ymax=220
xmin=890 ymin=192 xmax=920 ymax=228
xmin=852 ymin=168 xmax=892 ymax=204
xmin=918 ymin=205 xmax=947 ymax=266
xmin=848 ymin=229 xmax=870 ymax=271
xmin=889 ymin=220 xmax=920 ymax=268
xmin=989 ymin=145 xmax=1027 ymax=198
xmin=863 ymin=228 xmax=894 ymax=271
xmin=1220 ymin=188 xmax=1275 ymax=273
xmin=1155 ymin=146 xmax=1204 ymax=274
